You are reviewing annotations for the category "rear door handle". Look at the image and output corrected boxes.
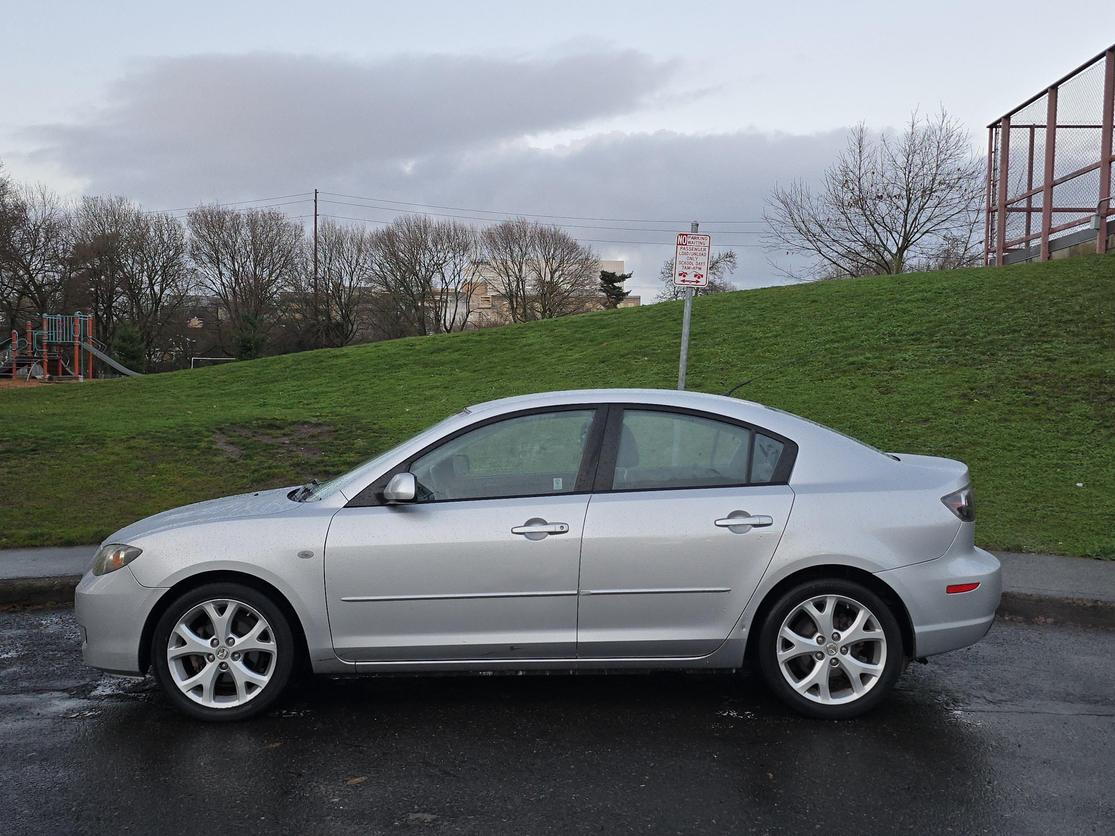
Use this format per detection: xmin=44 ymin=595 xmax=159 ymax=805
xmin=715 ymin=513 xmax=774 ymax=530
xmin=511 ymin=518 xmax=570 ymax=540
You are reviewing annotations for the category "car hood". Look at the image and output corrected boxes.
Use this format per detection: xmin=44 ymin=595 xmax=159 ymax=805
xmin=104 ymin=486 xmax=298 ymax=545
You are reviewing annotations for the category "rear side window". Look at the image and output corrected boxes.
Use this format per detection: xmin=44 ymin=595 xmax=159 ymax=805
xmin=610 ymin=410 xmax=753 ymax=491
xmin=751 ymin=434 xmax=785 ymax=483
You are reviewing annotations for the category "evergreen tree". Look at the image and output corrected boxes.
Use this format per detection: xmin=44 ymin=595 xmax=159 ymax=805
xmin=234 ymin=312 xmax=267 ymax=360
xmin=110 ymin=320 xmax=146 ymax=372
xmin=599 ymin=270 xmax=632 ymax=309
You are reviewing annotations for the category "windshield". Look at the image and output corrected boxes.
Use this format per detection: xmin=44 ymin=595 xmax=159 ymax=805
xmin=291 ymin=411 xmax=470 ymax=502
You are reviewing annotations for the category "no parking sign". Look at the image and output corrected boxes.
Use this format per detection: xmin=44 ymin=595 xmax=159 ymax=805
xmin=673 ymin=233 xmax=712 ymax=287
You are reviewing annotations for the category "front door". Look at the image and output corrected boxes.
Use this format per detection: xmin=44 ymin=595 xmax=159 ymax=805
xmin=577 ymin=407 xmax=796 ymax=658
xmin=325 ymin=407 xmax=602 ymax=662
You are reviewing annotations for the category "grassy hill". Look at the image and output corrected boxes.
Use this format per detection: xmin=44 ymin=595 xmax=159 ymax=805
xmin=1 ymin=255 xmax=1112 ymax=557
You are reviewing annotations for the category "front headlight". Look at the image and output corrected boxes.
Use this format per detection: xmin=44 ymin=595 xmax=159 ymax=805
xmin=91 ymin=544 xmax=143 ymax=576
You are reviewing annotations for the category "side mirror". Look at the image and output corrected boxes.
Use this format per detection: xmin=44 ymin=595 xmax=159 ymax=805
xmin=383 ymin=472 xmax=417 ymax=504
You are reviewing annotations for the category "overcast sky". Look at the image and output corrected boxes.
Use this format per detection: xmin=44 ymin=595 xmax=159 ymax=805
xmin=2 ymin=1 xmax=1110 ymax=301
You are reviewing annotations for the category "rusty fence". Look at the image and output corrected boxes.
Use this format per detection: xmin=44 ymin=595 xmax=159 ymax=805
xmin=985 ymin=44 xmax=1115 ymax=265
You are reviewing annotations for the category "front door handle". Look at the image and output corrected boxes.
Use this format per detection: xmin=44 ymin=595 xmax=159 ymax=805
xmin=511 ymin=518 xmax=570 ymax=541
xmin=715 ymin=511 xmax=774 ymax=532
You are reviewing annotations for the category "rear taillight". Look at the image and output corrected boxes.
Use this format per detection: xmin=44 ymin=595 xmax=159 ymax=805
xmin=941 ymin=486 xmax=975 ymax=522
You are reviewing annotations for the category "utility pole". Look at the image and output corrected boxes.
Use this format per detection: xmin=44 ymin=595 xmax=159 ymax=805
xmin=677 ymin=220 xmax=698 ymax=390
xmin=312 ymin=187 xmax=320 ymax=346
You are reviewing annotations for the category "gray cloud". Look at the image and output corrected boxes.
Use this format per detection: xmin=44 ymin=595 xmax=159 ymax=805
xmin=23 ymin=50 xmax=676 ymax=200
xmin=16 ymin=49 xmax=850 ymax=297
xmin=342 ymin=129 xmax=848 ymax=297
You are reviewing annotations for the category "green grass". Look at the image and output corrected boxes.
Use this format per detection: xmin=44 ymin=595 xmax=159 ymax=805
xmin=2 ymin=255 xmax=1112 ymax=557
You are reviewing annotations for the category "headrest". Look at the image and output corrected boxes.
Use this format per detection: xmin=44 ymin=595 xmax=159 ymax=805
xmin=617 ymin=425 xmax=640 ymax=468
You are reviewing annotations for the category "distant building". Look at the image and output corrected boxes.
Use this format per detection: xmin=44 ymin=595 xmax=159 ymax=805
xmin=469 ymin=258 xmax=640 ymax=328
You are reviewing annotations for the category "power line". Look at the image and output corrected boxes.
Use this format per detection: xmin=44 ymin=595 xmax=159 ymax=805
xmin=318 ymin=190 xmax=765 ymax=226
xmin=142 ymin=189 xmax=769 ymax=232
xmin=142 ymin=190 xmax=770 ymax=246
xmin=318 ymin=213 xmax=390 ymax=225
xmin=317 ymin=213 xmax=766 ymax=248
xmin=144 ymin=192 xmax=313 ymax=215
xmin=318 ymin=199 xmax=764 ymax=236
xmin=158 ymin=199 xmax=314 ymax=218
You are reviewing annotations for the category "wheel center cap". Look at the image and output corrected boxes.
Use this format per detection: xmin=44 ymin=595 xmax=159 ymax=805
xmin=826 ymin=644 xmax=838 ymax=655
xmin=216 ymin=646 xmax=229 ymax=660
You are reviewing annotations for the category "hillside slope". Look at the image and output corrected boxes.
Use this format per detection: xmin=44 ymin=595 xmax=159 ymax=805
xmin=2 ymin=255 xmax=1112 ymax=556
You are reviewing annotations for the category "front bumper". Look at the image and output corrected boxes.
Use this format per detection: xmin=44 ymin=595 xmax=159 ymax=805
xmin=74 ymin=567 xmax=165 ymax=674
xmin=876 ymin=545 xmax=1002 ymax=658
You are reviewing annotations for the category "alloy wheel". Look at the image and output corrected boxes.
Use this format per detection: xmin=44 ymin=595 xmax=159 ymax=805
xmin=166 ymin=598 xmax=277 ymax=708
xmin=775 ymin=594 xmax=887 ymax=705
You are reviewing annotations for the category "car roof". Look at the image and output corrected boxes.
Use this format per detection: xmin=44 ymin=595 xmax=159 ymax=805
xmin=467 ymin=388 xmax=805 ymax=434
xmin=468 ymin=388 xmax=761 ymax=415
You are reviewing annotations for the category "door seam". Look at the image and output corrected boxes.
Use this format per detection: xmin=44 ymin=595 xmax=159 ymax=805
xmin=574 ymin=494 xmax=594 ymax=657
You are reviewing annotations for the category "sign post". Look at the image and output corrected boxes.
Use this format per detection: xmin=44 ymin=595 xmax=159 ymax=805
xmin=674 ymin=222 xmax=711 ymax=390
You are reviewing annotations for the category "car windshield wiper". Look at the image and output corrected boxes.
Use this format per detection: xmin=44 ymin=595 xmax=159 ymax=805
xmin=291 ymin=479 xmax=320 ymax=502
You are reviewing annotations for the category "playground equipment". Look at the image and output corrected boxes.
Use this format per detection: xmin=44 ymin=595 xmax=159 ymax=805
xmin=0 ymin=312 xmax=142 ymax=382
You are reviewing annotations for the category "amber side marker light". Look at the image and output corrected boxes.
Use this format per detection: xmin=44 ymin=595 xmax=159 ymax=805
xmin=946 ymin=582 xmax=981 ymax=594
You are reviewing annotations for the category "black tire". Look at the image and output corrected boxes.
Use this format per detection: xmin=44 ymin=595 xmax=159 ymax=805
xmin=757 ymin=578 xmax=904 ymax=720
xmin=151 ymin=582 xmax=295 ymax=722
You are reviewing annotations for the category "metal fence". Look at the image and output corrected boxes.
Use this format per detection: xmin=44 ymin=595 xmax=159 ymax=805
xmin=985 ymin=44 xmax=1115 ymax=265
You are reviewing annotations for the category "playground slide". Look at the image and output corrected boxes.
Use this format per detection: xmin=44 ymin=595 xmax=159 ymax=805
xmin=80 ymin=342 xmax=143 ymax=377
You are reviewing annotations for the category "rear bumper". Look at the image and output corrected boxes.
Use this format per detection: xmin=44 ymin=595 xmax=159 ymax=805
xmin=74 ymin=567 xmax=164 ymax=674
xmin=876 ymin=545 xmax=1001 ymax=658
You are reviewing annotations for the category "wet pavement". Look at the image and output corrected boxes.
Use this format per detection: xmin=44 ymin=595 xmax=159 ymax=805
xmin=0 ymin=608 xmax=1112 ymax=835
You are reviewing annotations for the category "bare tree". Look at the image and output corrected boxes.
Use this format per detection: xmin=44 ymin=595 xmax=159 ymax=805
xmin=656 ymin=250 xmax=738 ymax=301
xmin=369 ymin=215 xmax=443 ymax=337
xmin=368 ymin=217 xmax=483 ymax=337
xmin=529 ymin=225 xmax=599 ymax=319
xmin=765 ymin=109 xmax=984 ymax=278
xmin=479 ymin=218 xmax=535 ymax=323
xmin=0 ymin=165 xmax=25 ymax=332
xmin=70 ymin=198 xmax=193 ymax=366
xmin=480 ymin=219 xmax=598 ymax=321
xmin=120 ymin=211 xmax=193 ymax=366
xmin=0 ymin=185 xmax=73 ymax=325
xmin=308 ymin=220 xmax=376 ymax=347
xmin=187 ymin=206 xmax=304 ymax=359
xmin=430 ymin=220 xmax=481 ymax=333
xmin=70 ymin=196 xmax=131 ymax=345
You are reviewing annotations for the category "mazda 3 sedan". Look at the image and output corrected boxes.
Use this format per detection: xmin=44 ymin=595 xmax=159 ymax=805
xmin=75 ymin=389 xmax=1000 ymax=721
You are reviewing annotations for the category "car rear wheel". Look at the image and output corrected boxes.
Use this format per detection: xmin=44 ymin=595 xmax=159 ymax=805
xmin=151 ymin=582 xmax=295 ymax=721
xmin=757 ymin=578 xmax=903 ymax=719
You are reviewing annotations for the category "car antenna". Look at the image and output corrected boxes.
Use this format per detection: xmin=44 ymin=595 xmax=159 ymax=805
xmin=723 ymin=379 xmax=754 ymax=398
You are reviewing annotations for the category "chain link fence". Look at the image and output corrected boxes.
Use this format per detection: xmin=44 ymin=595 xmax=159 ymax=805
xmin=986 ymin=45 xmax=1115 ymax=264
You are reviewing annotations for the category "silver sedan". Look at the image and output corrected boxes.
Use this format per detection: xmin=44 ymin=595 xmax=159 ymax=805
xmin=75 ymin=389 xmax=1001 ymax=721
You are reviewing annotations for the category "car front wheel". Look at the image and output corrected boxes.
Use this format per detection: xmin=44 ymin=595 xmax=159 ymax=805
xmin=757 ymin=578 xmax=904 ymax=719
xmin=151 ymin=582 xmax=295 ymax=721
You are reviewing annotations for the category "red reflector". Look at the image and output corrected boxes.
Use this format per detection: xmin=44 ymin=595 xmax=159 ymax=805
xmin=946 ymin=582 xmax=980 ymax=594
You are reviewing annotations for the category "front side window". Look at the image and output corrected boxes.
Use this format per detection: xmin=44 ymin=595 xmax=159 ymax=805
xmin=611 ymin=410 xmax=754 ymax=491
xmin=410 ymin=410 xmax=595 ymax=502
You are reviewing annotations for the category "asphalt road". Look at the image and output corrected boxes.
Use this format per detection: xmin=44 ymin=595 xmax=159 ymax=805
xmin=0 ymin=609 xmax=1112 ymax=835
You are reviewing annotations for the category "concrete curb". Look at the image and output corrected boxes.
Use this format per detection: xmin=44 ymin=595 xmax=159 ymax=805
xmin=3 ymin=575 xmax=1114 ymax=631
xmin=0 ymin=575 xmax=82 ymax=608
xmin=997 ymin=591 xmax=1115 ymax=631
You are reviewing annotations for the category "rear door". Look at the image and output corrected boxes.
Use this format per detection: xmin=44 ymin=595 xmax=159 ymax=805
xmin=577 ymin=406 xmax=796 ymax=659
